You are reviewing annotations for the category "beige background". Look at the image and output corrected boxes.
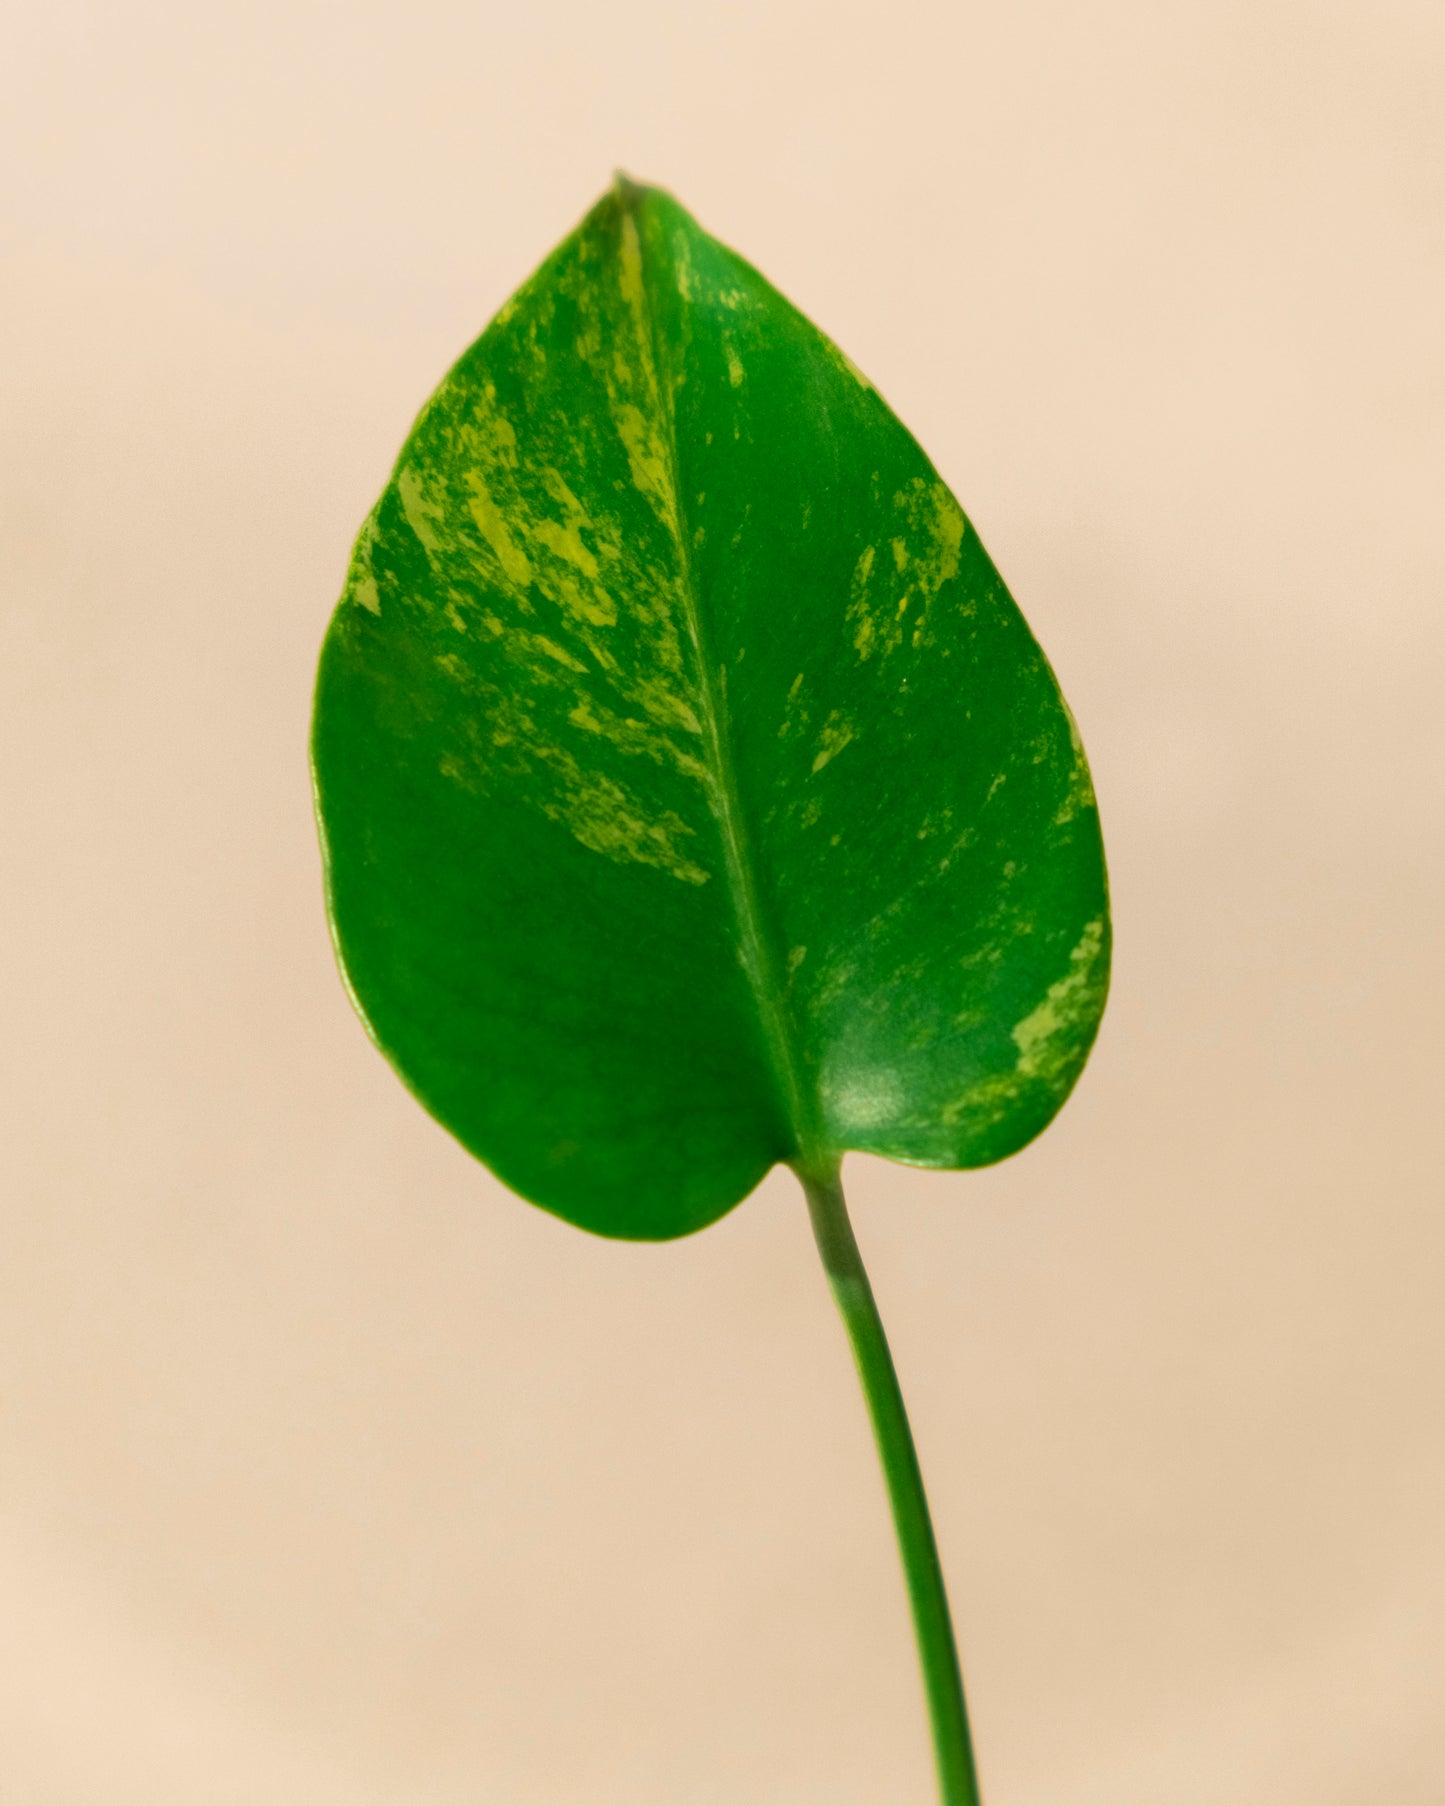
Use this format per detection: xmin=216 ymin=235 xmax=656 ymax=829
xmin=3 ymin=1 xmax=1443 ymax=1801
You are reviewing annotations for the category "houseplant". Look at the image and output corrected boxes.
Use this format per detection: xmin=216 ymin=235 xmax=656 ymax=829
xmin=311 ymin=176 xmax=1109 ymax=1804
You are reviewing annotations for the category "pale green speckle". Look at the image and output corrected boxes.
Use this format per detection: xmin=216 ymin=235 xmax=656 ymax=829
xmin=346 ymin=511 xmax=383 ymax=614
xmin=812 ymin=711 xmax=856 ymax=773
xmin=825 ymin=341 xmax=874 ymax=391
xmin=545 ymin=769 xmax=710 ymax=886
xmin=671 ymin=230 xmax=695 ymax=301
xmin=530 ymin=514 xmax=598 ymax=577
xmin=847 ymin=546 xmax=878 ymax=659
xmin=465 ymin=472 xmax=534 ymax=590
xmin=941 ymin=1071 xmax=1020 ymax=1130
xmin=941 ymin=917 xmax=1108 ymax=1130
xmin=614 ymin=402 xmax=678 ymax=530
xmin=384 ymin=215 xmax=733 ymax=893
xmin=617 ymin=212 xmax=645 ymax=309
xmin=777 ymin=671 xmax=810 ymax=742
xmin=1052 ymin=698 xmax=1098 ymax=826
xmin=528 ymin=633 xmax=588 ymax=673
xmin=398 ymin=466 xmax=444 ymax=553
xmin=842 ymin=481 xmax=967 ymax=666
xmin=1012 ymin=917 xmax=1107 ymax=1082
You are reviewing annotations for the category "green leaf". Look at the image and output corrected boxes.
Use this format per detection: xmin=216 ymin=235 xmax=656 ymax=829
xmin=311 ymin=177 xmax=1109 ymax=1239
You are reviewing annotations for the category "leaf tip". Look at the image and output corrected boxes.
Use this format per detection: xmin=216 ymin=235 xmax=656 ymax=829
xmin=609 ymin=171 xmax=684 ymax=225
xmin=611 ymin=168 xmax=649 ymax=206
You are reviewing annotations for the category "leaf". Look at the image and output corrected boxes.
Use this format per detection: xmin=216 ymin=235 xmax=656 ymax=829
xmin=311 ymin=177 xmax=1109 ymax=1239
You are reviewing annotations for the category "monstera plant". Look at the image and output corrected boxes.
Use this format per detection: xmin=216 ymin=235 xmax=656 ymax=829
xmin=311 ymin=176 xmax=1109 ymax=1805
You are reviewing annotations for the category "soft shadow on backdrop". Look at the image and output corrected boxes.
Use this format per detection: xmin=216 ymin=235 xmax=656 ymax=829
xmin=2 ymin=2 xmax=1442 ymax=1802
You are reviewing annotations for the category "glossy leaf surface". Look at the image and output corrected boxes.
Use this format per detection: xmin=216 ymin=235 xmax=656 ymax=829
xmin=312 ymin=179 xmax=1109 ymax=1238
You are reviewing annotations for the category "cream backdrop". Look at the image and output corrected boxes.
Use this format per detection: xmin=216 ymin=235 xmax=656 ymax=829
xmin=2 ymin=2 xmax=1442 ymax=1801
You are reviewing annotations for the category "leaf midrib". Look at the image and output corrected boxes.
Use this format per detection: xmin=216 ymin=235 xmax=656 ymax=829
xmin=622 ymin=187 xmax=824 ymax=1169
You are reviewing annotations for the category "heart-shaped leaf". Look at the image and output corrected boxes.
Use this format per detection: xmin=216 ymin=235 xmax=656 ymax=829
xmin=311 ymin=178 xmax=1109 ymax=1238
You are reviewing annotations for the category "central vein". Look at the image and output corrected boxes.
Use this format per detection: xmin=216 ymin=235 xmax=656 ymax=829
xmin=619 ymin=195 xmax=823 ymax=1168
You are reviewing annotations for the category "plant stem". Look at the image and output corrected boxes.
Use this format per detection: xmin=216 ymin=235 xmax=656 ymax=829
xmin=798 ymin=1161 xmax=982 ymax=1806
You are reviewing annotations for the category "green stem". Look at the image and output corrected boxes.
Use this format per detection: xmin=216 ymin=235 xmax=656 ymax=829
xmin=797 ymin=1161 xmax=982 ymax=1806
